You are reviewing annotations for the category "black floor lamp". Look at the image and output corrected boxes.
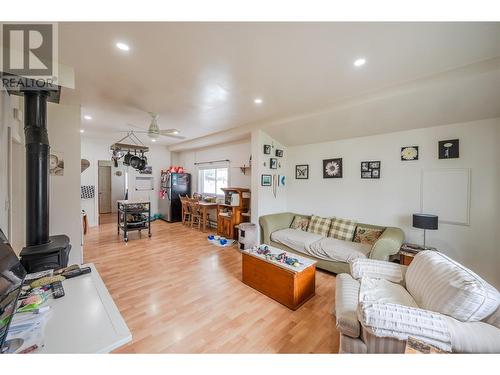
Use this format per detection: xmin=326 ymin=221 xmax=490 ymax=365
xmin=412 ymin=213 xmax=438 ymax=249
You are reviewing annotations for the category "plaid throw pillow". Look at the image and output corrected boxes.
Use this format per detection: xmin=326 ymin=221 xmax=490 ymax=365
xmin=329 ymin=217 xmax=357 ymax=241
xmin=290 ymin=216 xmax=310 ymax=231
xmin=307 ymin=215 xmax=333 ymax=237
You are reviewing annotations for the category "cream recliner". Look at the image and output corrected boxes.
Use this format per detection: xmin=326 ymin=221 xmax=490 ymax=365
xmin=334 ymin=251 xmax=500 ymax=353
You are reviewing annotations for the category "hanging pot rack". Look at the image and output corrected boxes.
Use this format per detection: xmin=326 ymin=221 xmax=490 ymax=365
xmin=110 ymin=131 xmax=150 ymax=153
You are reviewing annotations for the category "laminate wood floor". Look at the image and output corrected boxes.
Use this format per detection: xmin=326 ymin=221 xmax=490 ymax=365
xmin=84 ymin=216 xmax=340 ymax=353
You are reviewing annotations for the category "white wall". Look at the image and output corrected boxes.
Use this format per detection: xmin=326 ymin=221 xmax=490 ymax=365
xmin=47 ymin=102 xmax=83 ymax=265
xmin=250 ymin=130 xmax=288 ymax=244
xmin=172 ymin=139 xmax=252 ymax=193
xmin=0 ymin=90 xmax=22 ymax=243
xmin=286 ymin=118 xmax=500 ymax=287
xmin=252 ymin=130 xmax=287 ymax=220
xmin=0 ymin=90 xmax=12 ymax=237
xmin=81 ymin=136 xmax=171 ymax=227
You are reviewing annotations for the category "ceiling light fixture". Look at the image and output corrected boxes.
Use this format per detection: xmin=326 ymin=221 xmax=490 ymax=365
xmin=151 ymin=139 xmax=156 ymax=142
xmin=116 ymin=42 xmax=130 ymax=51
xmin=80 ymin=129 xmax=84 ymax=133
xmin=254 ymin=98 xmax=263 ymax=104
xmin=84 ymin=115 xmax=92 ymax=120
xmin=353 ymin=58 xmax=366 ymax=67
xmin=172 ymin=130 xmax=179 ymax=135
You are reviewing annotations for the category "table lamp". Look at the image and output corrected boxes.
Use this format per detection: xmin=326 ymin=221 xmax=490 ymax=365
xmin=412 ymin=213 xmax=438 ymax=249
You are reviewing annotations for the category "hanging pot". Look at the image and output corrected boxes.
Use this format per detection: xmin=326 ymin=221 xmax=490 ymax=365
xmin=130 ymin=151 xmax=141 ymax=169
xmin=137 ymin=152 xmax=147 ymax=171
xmin=123 ymin=152 xmax=133 ymax=166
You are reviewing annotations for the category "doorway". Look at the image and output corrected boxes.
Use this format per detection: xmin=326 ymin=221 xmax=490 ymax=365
xmin=98 ymin=162 xmax=112 ymax=216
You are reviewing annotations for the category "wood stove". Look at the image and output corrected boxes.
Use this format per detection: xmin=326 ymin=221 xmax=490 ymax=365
xmin=13 ymin=85 xmax=72 ymax=272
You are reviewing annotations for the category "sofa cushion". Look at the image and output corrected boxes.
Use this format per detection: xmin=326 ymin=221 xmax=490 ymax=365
xmin=308 ymin=237 xmax=371 ymax=263
xmin=307 ymin=215 xmax=333 ymax=237
xmin=270 ymin=228 xmax=323 ymax=253
xmin=353 ymin=226 xmax=384 ymax=245
xmin=405 ymin=251 xmax=500 ymax=322
xmin=335 ymin=274 xmax=361 ymax=338
xmin=289 ymin=215 xmax=310 ymax=231
xmin=359 ymin=277 xmax=418 ymax=308
xmin=329 ymin=217 xmax=357 ymax=241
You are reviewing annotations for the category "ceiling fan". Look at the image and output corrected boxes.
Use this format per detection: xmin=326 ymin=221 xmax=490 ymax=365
xmin=129 ymin=112 xmax=186 ymax=140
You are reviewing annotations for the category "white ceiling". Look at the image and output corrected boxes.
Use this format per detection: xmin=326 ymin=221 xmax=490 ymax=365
xmin=59 ymin=22 xmax=500 ymax=147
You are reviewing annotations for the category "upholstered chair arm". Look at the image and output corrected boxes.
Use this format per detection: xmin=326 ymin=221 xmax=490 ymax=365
xmin=259 ymin=212 xmax=295 ymax=244
xmin=369 ymin=227 xmax=405 ymax=261
xmin=350 ymin=258 xmax=407 ymax=284
xmin=334 ymin=273 xmax=361 ymax=338
xmin=358 ymin=302 xmax=452 ymax=352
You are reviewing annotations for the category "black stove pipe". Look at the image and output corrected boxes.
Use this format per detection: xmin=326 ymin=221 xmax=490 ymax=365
xmin=24 ymin=90 xmax=50 ymax=246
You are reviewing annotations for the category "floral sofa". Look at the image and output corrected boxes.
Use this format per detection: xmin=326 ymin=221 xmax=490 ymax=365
xmin=259 ymin=212 xmax=404 ymax=274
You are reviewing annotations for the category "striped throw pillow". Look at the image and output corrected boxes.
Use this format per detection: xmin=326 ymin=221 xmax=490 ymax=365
xmin=306 ymin=215 xmax=332 ymax=237
xmin=329 ymin=218 xmax=357 ymax=241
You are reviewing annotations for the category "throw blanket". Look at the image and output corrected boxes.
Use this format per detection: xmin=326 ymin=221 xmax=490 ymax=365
xmin=358 ymin=302 xmax=452 ymax=351
xmin=307 ymin=237 xmax=371 ymax=262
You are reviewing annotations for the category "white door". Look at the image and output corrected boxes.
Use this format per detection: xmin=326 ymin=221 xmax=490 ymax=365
xmin=98 ymin=165 xmax=112 ymax=214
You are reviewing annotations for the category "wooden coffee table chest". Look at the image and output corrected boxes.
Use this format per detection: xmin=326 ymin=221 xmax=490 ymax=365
xmin=242 ymin=246 xmax=316 ymax=310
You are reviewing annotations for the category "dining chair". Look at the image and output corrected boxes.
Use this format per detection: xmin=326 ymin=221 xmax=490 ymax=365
xmin=189 ymin=200 xmax=202 ymax=230
xmin=180 ymin=195 xmax=191 ymax=225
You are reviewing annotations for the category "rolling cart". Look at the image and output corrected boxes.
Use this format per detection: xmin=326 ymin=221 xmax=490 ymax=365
xmin=117 ymin=200 xmax=152 ymax=242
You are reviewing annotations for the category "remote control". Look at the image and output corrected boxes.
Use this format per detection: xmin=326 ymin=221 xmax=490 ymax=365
xmin=62 ymin=266 xmax=91 ymax=279
xmin=51 ymin=281 xmax=65 ymax=299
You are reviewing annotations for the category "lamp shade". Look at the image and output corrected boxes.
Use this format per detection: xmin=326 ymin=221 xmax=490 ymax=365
xmin=413 ymin=214 xmax=438 ymax=230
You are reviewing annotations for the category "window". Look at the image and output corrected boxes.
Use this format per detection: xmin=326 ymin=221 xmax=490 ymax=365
xmin=198 ymin=167 xmax=228 ymax=196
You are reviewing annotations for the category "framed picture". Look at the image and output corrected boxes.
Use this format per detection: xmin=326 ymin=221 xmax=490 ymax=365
xmin=278 ymin=175 xmax=285 ymax=186
xmin=401 ymin=146 xmax=419 ymax=161
xmin=360 ymin=161 xmax=381 ymax=179
xmin=261 ymin=174 xmax=272 ymax=186
xmin=439 ymin=139 xmax=459 ymax=159
xmin=275 ymin=149 xmax=283 ymax=157
xmin=323 ymin=158 xmax=343 ymax=178
xmin=49 ymin=151 xmax=64 ymax=176
xmin=263 ymin=144 xmax=271 ymax=154
xmin=295 ymin=164 xmax=309 ymax=179
xmin=270 ymin=158 xmax=278 ymax=169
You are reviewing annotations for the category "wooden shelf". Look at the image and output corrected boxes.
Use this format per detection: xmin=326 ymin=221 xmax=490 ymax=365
xmin=217 ymin=188 xmax=251 ymax=239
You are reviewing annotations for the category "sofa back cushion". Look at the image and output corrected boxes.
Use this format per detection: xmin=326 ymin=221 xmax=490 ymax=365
xmin=306 ymin=215 xmax=332 ymax=237
xmin=405 ymin=250 xmax=500 ymax=322
xmin=353 ymin=226 xmax=385 ymax=245
xmin=329 ymin=217 xmax=357 ymax=241
xmin=289 ymin=215 xmax=310 ymax=231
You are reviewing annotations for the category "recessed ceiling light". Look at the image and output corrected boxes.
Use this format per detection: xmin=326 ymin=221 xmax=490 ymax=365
xmin=151 ymin=139 xmax=156 ymax=142
xmin=80 ymin=129 xmax=84 ymax=133
xmin=353 ymin=58 xmax=366 ymax=67
xmin=254 ymin=98 xmax=263 ymax=104
xmin=116 ymin=42 xmax=130 ymax=51
xmin=84 ymin=115 xmax=92 ymax=120
xmin=172 ymin=130 xmax=179 ymax=135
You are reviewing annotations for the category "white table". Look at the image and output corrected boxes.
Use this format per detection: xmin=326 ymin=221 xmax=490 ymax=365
xmin=38 ymin=263 xmax=131 ymax=353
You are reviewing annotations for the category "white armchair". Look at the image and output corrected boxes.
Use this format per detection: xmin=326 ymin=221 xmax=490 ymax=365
xmin=334 ymin=252 xmax=500 ymax=353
